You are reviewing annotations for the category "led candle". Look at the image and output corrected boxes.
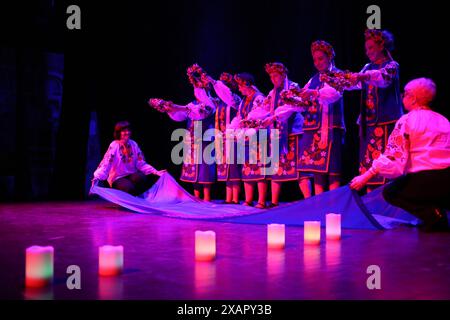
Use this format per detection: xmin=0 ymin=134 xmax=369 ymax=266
xmin=25 ymin=246 xmax=54 ymax=288
xmin=267 ymin=224 xmax=285 ymax=249
xmin=304 ymin=221 xmax=321 ymax=245
xmin=195 ymin=231 xmax=216 ymax=261
xmin=99 ymin=245 xmax=124 ymax=276
xmin=326 ymin=213 xmax=341 ymax=240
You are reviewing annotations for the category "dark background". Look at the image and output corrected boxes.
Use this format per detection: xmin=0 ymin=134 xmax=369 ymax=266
xmin=0 ymin=0 xmax=448 ymax=201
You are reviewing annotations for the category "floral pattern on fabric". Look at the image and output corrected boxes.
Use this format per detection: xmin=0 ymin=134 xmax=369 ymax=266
xmin=242 ymin=142 xmax=266 ymax=180
xmin=272 ymin=135 xmax=297 ymax=180
xmin=217 ymin=163 xmax=228 ymax=177
xmin=365 ymin=84 xmax=378 ymax=122
xmin=180 ymin=124 xmax=199 ymax=182
xmin=299 ymin=132 xmax=329 ymax=168
xmin=119 ymin=143 xmax=134 ymax=163
xmin=360 ymin=126 xmax=384 ymax=175
xmin=216 ymin=104 xmax=227 ymax=132
xmin=382 ymin=119 xmax=409 ymax=164
xmin=303 ymin=104 xmax=321 ymax=128
xmin=359 ymin=124 xmax=397 ymax=185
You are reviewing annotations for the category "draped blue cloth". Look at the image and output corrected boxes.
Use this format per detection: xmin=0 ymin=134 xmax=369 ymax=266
xmin=90 ymin=173 xmax=419 ymax=230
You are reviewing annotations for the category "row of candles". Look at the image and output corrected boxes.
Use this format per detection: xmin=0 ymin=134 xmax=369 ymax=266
xmin=25 ymin=214 xmax=341 ymax=288
xmin=25 ymin=245 xmax=125 ymax=288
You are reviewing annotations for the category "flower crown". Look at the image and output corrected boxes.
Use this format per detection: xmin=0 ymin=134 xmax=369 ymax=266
xmin=187 ymin=63 xmax=207 ymax=87
xmin=265 ymin=62 xmax=288 ymax=75
xmin=219 ymin=72 xmax=238 ymax=91
xmin=365 ymin=29 xmax=385 ymax=44
xmin=365 ymin=29 xmax=395 ymax=52
xmin=311 ymin=40 xmax=335 ymax=59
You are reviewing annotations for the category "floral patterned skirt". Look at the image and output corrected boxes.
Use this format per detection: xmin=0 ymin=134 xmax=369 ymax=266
xmin=217 ymin=140 xmax=242 ymax=181
xmin=298 ymin=128 xmax=344 ymax=175
xmin=270 ymin=134 xmax=299 ymax=182
xmin=241 ymin=139 xmax=268 ymax=182
xmin=181 ymin=163 xmax=216 ymax=184
xmin=359 ymin=123 xmax=395 ymax=185
xmin=180 ymin=139 xmax=217 ymax=184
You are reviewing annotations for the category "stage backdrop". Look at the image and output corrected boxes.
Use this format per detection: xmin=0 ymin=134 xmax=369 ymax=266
xmin=0 ymin=0 xmax=448 ymax=200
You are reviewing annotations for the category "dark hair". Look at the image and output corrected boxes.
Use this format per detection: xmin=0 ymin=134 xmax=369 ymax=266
xmin=235 ymin=72 xmax=256 ymax=87
xmin=381 ymin=30 xmax=395 ymax=52
xmin=365 ymin=29 xmax=395 ymax=52
xmin=113 ymin=121 xmax=131 ymax=140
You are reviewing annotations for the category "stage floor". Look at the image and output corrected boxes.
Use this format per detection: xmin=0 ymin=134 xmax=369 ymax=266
xmin=1 ymin=200 xmax=449 ymax=300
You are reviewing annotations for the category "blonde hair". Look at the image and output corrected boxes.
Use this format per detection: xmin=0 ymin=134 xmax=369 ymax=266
xmin=405 ymin=78 xmax=437 ymax=106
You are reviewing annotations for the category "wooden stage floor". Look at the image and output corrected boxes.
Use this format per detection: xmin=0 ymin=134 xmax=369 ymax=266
xmin=1 ymin=200 xmax=449 ymax=300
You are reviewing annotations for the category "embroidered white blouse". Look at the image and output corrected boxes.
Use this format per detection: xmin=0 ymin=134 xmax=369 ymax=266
xmin=371 ymin=109 xmax=450 ymax=178
xmin=167 ymin=88 xmax=216 ymax=122
xmin=93 ymin=139 xmax=157 ymax=186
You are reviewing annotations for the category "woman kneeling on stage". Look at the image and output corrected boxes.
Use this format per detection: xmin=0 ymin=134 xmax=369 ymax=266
xmin=350 ymin=78 xmax=450 ymax=232
xmin=92 ymin=121 xmax=166 ymax=196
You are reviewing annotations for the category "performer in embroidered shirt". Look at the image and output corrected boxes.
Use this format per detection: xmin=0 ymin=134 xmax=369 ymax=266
xmin=350 ymin=78 xmax=450 ymax=232
xmin=350 ymin=29 xmax=403 ymax=192
xmin=262 ymin=62 xmax=312 ymax=208
xmin=212 ymin=72 xmax=268 ymax=207
xmin=297 ymin=41 xmax=345 ymax=195
xmin=92 ymin=121 xmax=166 ymax=196
xmin=203 ymin=72 xmax=241 ymax=204
xmin=149 ymin=64 xmax=217 ymax=201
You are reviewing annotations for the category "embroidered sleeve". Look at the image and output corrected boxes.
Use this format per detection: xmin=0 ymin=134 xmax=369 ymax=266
xmin=253 ymin=95 xmax=266 ymax=110
xmin=214 ymin=80 xmax=241 ymax=109
xmin=167 ymin=106 xmax=188 ymax=122
xmin=258 ymin=94 xmax=272 ymax=112
xmin=187 ymin=102 xmax=215 ymax=120
xmin=274 ymin=105 xmax=298 ymax=122
xmin=246 ymin=95 xmax=270 ymax=120
xmin=93 ymin=142 xmax=116 ymax=180
xmin=318 ymin=82 xmax=342 ymax=105
xmin=364 ymin=61 xmax=399 ymax=88
xmin=193 ymin=87 xmax=216 ymax=113
xmin=167 ymin=100 xmax=212 ymax=122
xmin=371 ymin=115 xmax=410 ymax=178
xmin=135 ymin=144 xmax=157 ymax=175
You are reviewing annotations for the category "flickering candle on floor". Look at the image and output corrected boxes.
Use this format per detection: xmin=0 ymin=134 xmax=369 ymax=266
xmin=326 ymin=213 xmax=341 ymax=240
xmin=99 ymin=245 xmax=124 ymax=276
xmin=195 ymin=231 xmax=216 ymax=261
xmin=267 ymin=224 xmax=285 ymax=249
xmin=304 ymin=221 xmax=321 ymax=245
xmin=25 ymin=246 xmax=54 ymax=288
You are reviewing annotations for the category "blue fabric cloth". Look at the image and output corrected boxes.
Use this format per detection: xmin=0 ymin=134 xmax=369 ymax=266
xmin=91 ymin=173 xmax=419 ymax=230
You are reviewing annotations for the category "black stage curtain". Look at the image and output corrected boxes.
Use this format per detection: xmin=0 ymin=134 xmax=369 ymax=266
xmin=1 ymin=0 xmax=448 ymax=200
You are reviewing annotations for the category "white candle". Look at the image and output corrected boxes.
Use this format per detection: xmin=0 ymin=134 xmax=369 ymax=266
xmin=99 ymin=245 xmax=124 ymax=276
xmin=267 ymin=224 xmax=285 ymax=249
xmin=304 ymin=221 xmax=321 ymax=245
xmin=25 ymin=246 xmax=54 ymax=288
xmin=195 ymin=231 xmax=216 ymax=261
xmin=326 ymin=213 xmax=341 ymax=240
